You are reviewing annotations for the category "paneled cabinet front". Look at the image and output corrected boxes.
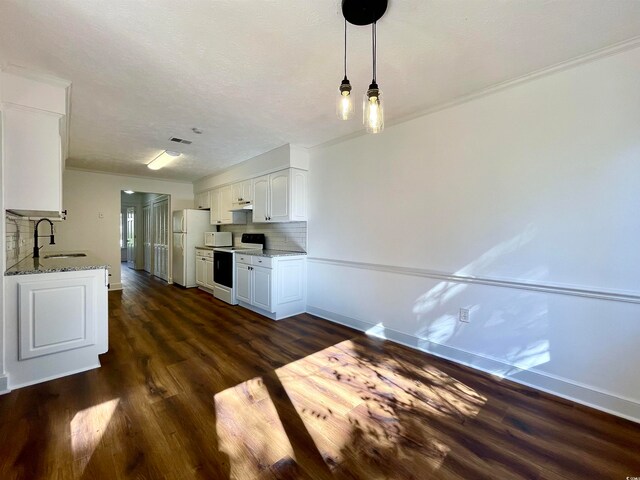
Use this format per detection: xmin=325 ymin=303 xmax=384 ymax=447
xmin=235 ymin=255 xmax=306 ymax=320
xmin=210 ymin=186 xmax=247 ymax=225
xmin=252 ymin=168 xmax=307 ymax=223
xmin=1 ymin=70 xmax=69 ymax=217
xmin=3 ymin=106 xmax=64 ymax=216
xmin=4 ymin=268 xmax=109 ymax=389
xmin=194 ymin=191 xmax=210 ymax=210
xmin=196 ymin=249 xmax=215 ymax=291
xmin=231 ymin=179 xmax=252 ymax=205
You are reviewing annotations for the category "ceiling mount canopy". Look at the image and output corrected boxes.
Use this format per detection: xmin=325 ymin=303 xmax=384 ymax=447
xmin=341 ymin=0 xmax=388 ymax=26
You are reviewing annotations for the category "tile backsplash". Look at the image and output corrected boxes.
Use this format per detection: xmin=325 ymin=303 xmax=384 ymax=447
xmin=220 ymin=217 xmax=306 ymax=252
xmin=6 ymin=214 xmax=35 ymax=269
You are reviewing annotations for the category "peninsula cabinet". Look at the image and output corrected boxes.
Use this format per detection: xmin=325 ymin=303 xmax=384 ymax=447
xmin=4 ymin=268 xmax=108 ymax=389
xmin=252 ymin=168 xmax=307 ymax=223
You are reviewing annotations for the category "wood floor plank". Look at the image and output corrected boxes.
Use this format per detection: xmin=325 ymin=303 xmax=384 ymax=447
xmin=0 ymin=267 xmax=638 ymax=479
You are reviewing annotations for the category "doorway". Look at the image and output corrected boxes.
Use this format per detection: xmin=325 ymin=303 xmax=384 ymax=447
xmin=121 ymin=191 xmax=171 ymax=283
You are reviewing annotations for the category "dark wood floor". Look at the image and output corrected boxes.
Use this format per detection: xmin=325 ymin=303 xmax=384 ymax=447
xmin=1 ymin=268 xmax=639 ymax=479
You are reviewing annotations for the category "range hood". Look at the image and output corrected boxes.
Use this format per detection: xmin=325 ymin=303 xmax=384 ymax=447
xmin=229 ymin=201 xmax=253 ymax=212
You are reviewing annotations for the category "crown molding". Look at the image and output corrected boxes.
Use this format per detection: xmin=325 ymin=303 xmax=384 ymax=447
xmin=312 ymin=35 xmax=640 ymax=151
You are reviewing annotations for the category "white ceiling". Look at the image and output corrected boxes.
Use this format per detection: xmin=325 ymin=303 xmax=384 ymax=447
xmin=1 ymin=1 xmax=639 ymax=182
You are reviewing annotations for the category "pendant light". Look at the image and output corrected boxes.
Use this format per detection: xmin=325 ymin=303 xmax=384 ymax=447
xmin=337 ymin=19 xmax=353 ymax=120
xmin=363 ymin=21 xmax=383 ymax=133
xmin=339 ymin=0 xmax=388 ymax=134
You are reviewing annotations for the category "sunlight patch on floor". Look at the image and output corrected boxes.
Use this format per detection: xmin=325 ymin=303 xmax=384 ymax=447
xmin=70 ymin=398 xmax=119 ymax=473
xmin=214 ymin=376 xmax=295 ymax=479
xmin=276 ymin=339 xmax=486 ymax=476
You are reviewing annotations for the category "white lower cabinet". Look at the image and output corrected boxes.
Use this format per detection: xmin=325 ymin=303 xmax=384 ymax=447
xmin=4 ymin=268 xmax=109 ymax=389
xmin=235 ymin=254 xmax=306 ymax=320
xmin=205 ymin=258 xmax=215 ymax=290
xmin=196 ymin=249 xmax=214 ymax=291
xmin=196 ymin=254 xmax=206 ymax=286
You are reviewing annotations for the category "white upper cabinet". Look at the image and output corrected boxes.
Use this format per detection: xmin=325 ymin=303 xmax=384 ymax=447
xmin=210 ymin=185 xmax=246 ymax=225
xmin=231 ymin=179 xmax=252 ymax=205
xmin=252 ymin=168 xmax=307 ymax=223
xmin=252 ymin=175 xmax=269 ymax=223
xmin=194 ymin=191 xmax=210 ymax=210
xmin=3 ymin=107 xmax=63 ymax=215
xmin=1 ymin=70 xmax=70 ymax=217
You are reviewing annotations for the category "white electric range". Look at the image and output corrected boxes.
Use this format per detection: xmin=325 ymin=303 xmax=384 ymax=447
xmin=212 ymin=233 xmax=265 ymax=305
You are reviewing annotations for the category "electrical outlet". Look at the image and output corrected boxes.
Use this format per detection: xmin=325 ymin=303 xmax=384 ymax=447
xmin=459 ymin=308 xmax=470 ymax=323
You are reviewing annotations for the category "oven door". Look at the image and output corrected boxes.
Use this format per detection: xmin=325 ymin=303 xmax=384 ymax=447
xmin=213 ymin=251 xmax=233 ymax=288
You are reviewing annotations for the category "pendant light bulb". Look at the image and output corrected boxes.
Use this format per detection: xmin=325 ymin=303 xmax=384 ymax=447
xmin=337 ymin=19 xmax=353 ymax=120
xmin=364 ymin=83 xmax=384 ymax=133
xmin=337 ymin=77 xmax=353 ymax=120
xmin=363 ymin=21 xmax=384 ymax=133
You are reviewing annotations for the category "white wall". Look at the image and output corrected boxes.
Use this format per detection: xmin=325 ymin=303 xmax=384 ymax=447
xmin=307 ymin=45 xmax=640 ymax=421
xmin=56 ymin=169 xmax=193 ymax=289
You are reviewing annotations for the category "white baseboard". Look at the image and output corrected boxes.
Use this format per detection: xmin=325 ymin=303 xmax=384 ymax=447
xmin=7 ymin=362 xmax=101 ymax=391
xmin=0 ymin=375 xmax=10 ymax=394
xmin=109 ymin=282 xmax=123 ymax=291
xmin=307 ymin=305 xmax=640 ymax=424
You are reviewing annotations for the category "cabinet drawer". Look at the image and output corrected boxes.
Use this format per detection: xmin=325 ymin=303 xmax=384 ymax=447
xmin=236 ymin=254 xmax=252 ymax=265
xmin=251 ymin=256 xmax=272 ymax=268
xmin=196 ymin=249 xmax=213 ymax=258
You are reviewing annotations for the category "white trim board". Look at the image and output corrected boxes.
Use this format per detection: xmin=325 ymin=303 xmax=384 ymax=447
xmin=307 ymin=257 xmax=640 ymax=305
xmin=306 ymin=305 xmax=640 ymax=424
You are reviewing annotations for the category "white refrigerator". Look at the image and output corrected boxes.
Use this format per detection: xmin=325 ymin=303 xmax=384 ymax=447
xmin=172 ymin=209 xmax=212 ymax=287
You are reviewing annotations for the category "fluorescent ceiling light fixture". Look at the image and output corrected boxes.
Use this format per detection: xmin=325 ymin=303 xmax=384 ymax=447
xmin=123 ymin=190 xmax=135 ymax=194
xmin=147 ymin=150 xmax=181 ymax=170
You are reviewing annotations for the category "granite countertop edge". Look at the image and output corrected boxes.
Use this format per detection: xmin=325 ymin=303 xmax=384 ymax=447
xmin=5 ymin=251 xmax=110 ymax=276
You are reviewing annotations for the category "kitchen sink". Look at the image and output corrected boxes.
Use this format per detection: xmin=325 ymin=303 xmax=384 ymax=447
xmin=44 ymin=253 xmax=87 ymax=259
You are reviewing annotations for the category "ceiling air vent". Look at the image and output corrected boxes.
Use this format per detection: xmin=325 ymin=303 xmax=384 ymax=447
xmin=169 ymin=137 xmax=192 ymax=145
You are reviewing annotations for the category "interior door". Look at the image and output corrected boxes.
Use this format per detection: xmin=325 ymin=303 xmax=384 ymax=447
xmin=126 ymin=207 xmax=135 ymax=269
xmin=153 ymin=198 xmax=169 ymax=281
xmin=143 ymin=204 xmax=151 ymax=273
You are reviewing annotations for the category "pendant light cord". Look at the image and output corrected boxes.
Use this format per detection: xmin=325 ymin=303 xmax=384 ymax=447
xmin=372 ymin=21 xmax=377 ymax=83
xmin=343 ymin=19 xmax=348 ymax=78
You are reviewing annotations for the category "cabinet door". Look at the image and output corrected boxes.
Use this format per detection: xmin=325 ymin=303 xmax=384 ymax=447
xmin=290 ymin=169 xmax=307 ymax=221
xmin=210 ymin=189 xmax=222 ymax=225
xmin=231 ymin=179 xmax=252 ymax=204
xmin=196 ymin=257 xmax=206 ymax=286
xmin=252 ymin=266 xmax=273 ymax=312
xmin=4 ymin=106 xmax=63 ymax=215
xmin=236 ymin=263 xmax=252 ymax=304
xmin=269 ymin=170 xmax=290 ymax=222
xmin=205 ymin=259 xmax=215 ymax=289
xmin=252 ymin=175 xmax=270 ymax=223
xmin=240 ymin=179 xmax=253 ymax=202
xmin=219 ymin=185 xmax=233 ymax=223
xmin=18 ymin=273 xmax=98 ymax=359
xmin=195 ymin=191 xmax=210 ymax=210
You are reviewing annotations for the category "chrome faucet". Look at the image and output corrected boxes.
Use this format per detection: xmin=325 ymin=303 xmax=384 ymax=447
xmin=33 ymin=218 xmax=55 ymax=258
